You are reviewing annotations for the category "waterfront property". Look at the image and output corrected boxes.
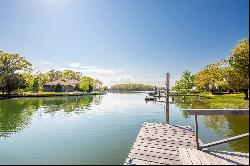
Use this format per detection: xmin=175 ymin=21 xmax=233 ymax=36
xmin=0 ymin=93 xmax=249 ymax=165
xmin=43 ymin=80 xmax=79 ymax=92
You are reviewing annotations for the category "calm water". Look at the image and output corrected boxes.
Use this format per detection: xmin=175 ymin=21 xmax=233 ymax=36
xmin=0 ymin=93 xmax=249 ymax=164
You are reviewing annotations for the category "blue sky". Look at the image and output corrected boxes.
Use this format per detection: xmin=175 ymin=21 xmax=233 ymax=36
xmin=0 ymin=0 xmax=249 ymax=87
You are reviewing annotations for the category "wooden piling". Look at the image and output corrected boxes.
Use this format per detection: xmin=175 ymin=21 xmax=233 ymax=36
xmin=165 ymin=73 xmax=170 ymax=124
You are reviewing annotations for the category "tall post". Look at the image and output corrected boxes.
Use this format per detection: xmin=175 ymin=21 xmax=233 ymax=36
xmin=194 ymin=115 xmax=199 ymax=149
xmin=165 ymin=73 xmax=170 ymax=124
xmin=190 ymin=103 xmax=199 ymax=149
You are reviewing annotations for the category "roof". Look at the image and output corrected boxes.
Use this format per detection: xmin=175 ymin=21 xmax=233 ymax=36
xmin=44 ymin=80 xmax=79 ymax=86
xmin=67 ymin=79 xmax=79 ymax=85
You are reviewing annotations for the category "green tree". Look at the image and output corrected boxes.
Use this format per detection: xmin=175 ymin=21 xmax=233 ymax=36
xmin=62 ymin=70 xmax=82 ymax=81
xmin=0 ymin=51 xmax=32 ymax=95
xmin=39 ymin=73 xmax=49 ymax=84
xmin=110 ymin=83 xmax=154 ymax=91
xmin=173 ymin=70 xmax=195 ymax=92
xmin=55 ymin=83 xmax=62 ymax=92
xmin=20 ymin=72 xmax=35 ymax=91
xmin=20 ymin=71 xmax=48 ymax=92
xmin=228 ymin=38 xmax=249 ymax=99
xmin=79 ymin=76 xmax=94 ymax=92
xmin=32 ymin=76 xmax=40 ymax=92
xmin=46 ymin=70 xmax=63 ymax=82
xmin=194 ymin=61 xmax=228 ymax=93
xmin=101 ymin=86 xmax=108 ymax=91
xmin=88 ymin=84 xmax=93 ymax=93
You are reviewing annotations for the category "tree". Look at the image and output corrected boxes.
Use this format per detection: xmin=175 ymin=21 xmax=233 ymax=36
xmin=37 ymin=72 xmax=49 ymax=86
xmin=32 ymin=76 xmax=40 ymax=92
xmin=110 ymin=83 xmax=154 ymax=91
xmin=93 ymin=79 xmax=103 ymax=91
xmin=20 ymin=72 xmax=35 ymax=91
xmin=225 ymin=67 xmax=246 ymax=93
xmin=46 ymin=70 xmax=63 ymax=82
xmin=194 ymin=61 xmax=228 ymax=93
xmin=62 ymin=70 xmax=82 ymax=81
xmin=101 ymin=86 xmax=108 ymax=91
xmin=88 ymin=84 xmax=93 ymax=93
xmin=20 ymin=71 xmax=47 ymax=92
xmin=79 ymin=76 xmax=94 ymax=92
xmin=228 ymin=38 xmax=249 ymax=99
xmin=55 ymin=83 xmax=62 ymax=92
xmin=0 ymin=51 xmax=32 ymax=95
xmin=173 ymin=70 xmax=195 ymax=92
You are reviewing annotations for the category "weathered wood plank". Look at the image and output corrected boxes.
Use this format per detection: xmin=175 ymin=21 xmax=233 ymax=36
xmin=182 ymin=109 xmax=249 ymax=115
xmin=179 ymin=148 xmax=211 ymax=165
xmin=125 ymin=122 xmax=249 ymax=165
xmin=200 ymin=133 xmax=249 ymax=149
xmin=179 ymin=148 xmax=249 ymax=165
xmin=124 ymin=123 xmax=197 ymax=165
xmin=202 ymin=149 xmax=249 ymax=165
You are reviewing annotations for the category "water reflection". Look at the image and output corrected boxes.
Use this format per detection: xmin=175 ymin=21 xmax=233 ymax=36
xmin=0 ymin=99 xmax=36 ymax=137
xmin=42 ymin=96 xmax=94 ymax=113
xmin=173 ymin=97 xmax=249 ymax=152
xmin=0 ymin=93 xmax=249 ymax=165
xmin=0 ymin=96 xmax=101 ymax=137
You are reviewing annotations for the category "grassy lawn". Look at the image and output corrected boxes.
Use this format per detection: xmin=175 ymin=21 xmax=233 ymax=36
xmin=174 ymin=92 xmax=249 ymax=109
xmin=204 ymin=93 xmax=249 ymax=109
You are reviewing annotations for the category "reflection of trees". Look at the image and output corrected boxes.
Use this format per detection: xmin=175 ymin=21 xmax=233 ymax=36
xmin=42 ymin=96 xmax=94 ymax=113
xmin=92 ymin=95 xmax=103 ymax=106
xmin=173 ymin=97 xmax=207 ymax=118
xmin=203 ymin=115 xmax=249 ymax=152
xmin=173 ymin=96 xmax=249 ymax=152
xmin=0 ymin=99 xmax=39 ymax=137
xmin=0 ymin=96 xmax=100 ymax=138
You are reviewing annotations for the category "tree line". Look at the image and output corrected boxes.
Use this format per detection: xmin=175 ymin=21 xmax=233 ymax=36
xmin=110 ymin=83 xmax=155 ymax=91
xmin=0 ymin=51 xmax=104 ymax=95
xmin=172 ymin=38 xmax=249 ymax=99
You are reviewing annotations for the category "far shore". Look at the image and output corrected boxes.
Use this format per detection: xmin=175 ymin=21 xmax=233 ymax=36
xmin=0 ymin=92 xmax=106 ymax=100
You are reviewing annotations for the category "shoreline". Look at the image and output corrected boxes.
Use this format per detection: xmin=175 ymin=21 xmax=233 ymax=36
xmin=0 ymin=92 xmax=106 ymax=100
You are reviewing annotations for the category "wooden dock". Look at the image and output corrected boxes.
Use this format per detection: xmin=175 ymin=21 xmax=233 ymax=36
xmin=124 ymin=123 xmax=198 ymax=165
xmin=154 ymin=94 xmax=209 ymax=98
xmin=179 ymin=148 xmax=249 ymax=165
xmin=129 ymin=73 xmax=249 ymax=165
xmin=124 ymin=122 xmax=249 ymax=165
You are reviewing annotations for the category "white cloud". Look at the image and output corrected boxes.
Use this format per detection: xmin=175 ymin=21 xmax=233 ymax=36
xmin=116 ymin=69 xmax=124 ymax=72
xmin=41 ymin=61 xmax=51 ymax=65
xmin=79 ymin=67 xmax=124 ymax=75
xmin=113 ymin=75 xmax=133 ymax=83
xmin=56 ymin=67 xmax=68 ymax=71
xmin=80 ymin=66 xmax=100 ymax=69
xmin=85 ymin=68 xmax=116 ymax=74
xmin=68 ymin=63 xmax=80 ymax=67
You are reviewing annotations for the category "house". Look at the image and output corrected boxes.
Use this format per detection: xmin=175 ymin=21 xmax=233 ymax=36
xmin=43 ymin=80 xmax=79 ymax=92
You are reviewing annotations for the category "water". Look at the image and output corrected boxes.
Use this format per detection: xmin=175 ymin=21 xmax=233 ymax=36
xmin=0 ymin=93 xmax=249 ymax=164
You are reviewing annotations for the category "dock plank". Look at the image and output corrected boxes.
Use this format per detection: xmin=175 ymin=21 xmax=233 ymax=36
xmin=124 ymin=123 xmax=197 ymax=165
xmin=179 ymin=148 xmax=249 ymax=165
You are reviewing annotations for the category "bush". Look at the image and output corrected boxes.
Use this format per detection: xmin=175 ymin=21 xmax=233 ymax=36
xmin=55 ymin=84 xmax=62 ymax=92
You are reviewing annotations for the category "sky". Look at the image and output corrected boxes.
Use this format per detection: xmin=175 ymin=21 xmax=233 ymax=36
xmin=0 ymin=0 xmax=249 ymax=87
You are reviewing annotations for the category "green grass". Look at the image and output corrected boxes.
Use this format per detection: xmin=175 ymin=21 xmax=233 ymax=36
xmin=173 ymin=93 xmax=249 ymax=109
xmin=204 ymin=93 xmax=249 ymax=109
